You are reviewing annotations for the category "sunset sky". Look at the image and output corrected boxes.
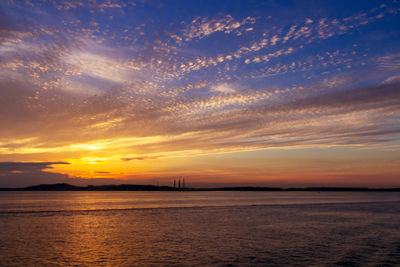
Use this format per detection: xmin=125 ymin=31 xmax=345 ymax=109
xmin=0 ymin=0 xmax=399 ymax=187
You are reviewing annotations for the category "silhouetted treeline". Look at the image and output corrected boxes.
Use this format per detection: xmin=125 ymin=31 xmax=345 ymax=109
xmin=0 ymin=183 xmax=399 ymax=191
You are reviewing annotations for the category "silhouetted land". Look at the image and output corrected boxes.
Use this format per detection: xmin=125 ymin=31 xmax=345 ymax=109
xmin=0 ymin=183 xmax=399 ymax=191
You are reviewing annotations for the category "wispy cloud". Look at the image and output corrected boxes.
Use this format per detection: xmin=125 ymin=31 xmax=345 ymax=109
xmin=121 ymin=156 xmax=161 ymax=161
xmin=172 ymin=15 xmax=255 ymax=42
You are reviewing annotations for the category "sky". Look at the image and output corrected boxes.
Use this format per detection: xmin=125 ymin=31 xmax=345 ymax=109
xmin=0 ymin=0 xmax=399 ymax=188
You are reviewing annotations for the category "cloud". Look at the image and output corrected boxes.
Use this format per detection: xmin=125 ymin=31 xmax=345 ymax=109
xmin=376 ymin=54 xmax=400 ymax=71
xmin=383 ymin=75 xmax=400 ymax=84
xmin=0 ymin=161 xmax=135 ymax=187
xmin=211 ymin=83 xmax=236 ymax=94
xmin=0 ymin=161 xmax=69 ymax=173
xmin=174 ymin=15 xmax=255 ymax=42
xmin=266 ymin=82 xmax=400 ymax=113
xmin=0 ymin=161 xmax=69 ymax=187
xmin=91 ymin=171 xmax=110 ymax=174
xmin=0 ymin=5 xmax=36 ymax=45
xmin=121 ymin=155 xmax=161 ymax=161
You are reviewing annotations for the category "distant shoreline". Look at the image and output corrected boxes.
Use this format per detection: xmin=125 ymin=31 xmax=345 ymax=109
xmin=0 ymin=183 xmax=399 ymax=192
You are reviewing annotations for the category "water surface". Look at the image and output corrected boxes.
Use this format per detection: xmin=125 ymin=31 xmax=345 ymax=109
xmin=0 ymin=191 xmax=399 ymax=266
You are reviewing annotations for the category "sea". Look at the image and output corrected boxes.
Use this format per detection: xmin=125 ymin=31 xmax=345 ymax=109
xmin=0 ymin=191 xmax=399 ymax=266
